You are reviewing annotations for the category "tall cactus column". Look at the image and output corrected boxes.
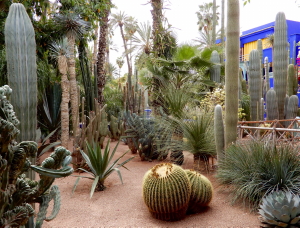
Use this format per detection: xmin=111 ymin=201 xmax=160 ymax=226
xmin=248 ymin=49 xmax=262 ymax=122
xmin=273 ymin=12 xmax=288 ymax=120
xmin=225 ymin=0 xmax=240 ymax=147
xmin=4 ymin=3 xmax=37 ymax=142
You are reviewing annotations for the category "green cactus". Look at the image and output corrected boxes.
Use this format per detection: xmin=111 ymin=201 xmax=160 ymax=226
xmin=214 ymin=105 xmax=225 ymax=161
xmin=257 ymin=39 xmax=263 ymax=64
xmin=259 ymin=98 xmax=265 ymax=121
xmin=287 ymin=64 xmax=298 ymax=96
xmin=285 ymin=95 xmax=298 ymax=127
xmin=185 ymin=170 xmax=213 ymax=214
xmin=210 ymin=50 xmax=221 ymax=83
xmin=4 ymin=3 xmax=37 ymax=142
xmin=0 ymin=85 xmax=73 ymax=227
xmin=142 ymin=163 xmax=191 ymax=221
xmin=266 ymin=89 xmax=279 ymax=120
xmin=273 ymin=12 xmax=288 ymax=120
xmin=264 ymin=57 xmax=270 ymax=92
xmin=248 ymin=49 xmax=262 ymax=122
xmin=224 ymin=0 xmax=240 ymax=147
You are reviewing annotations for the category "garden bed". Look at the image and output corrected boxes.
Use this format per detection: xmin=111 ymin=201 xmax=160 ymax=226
xmin=42 ymin=139 xmax=261 ymax=227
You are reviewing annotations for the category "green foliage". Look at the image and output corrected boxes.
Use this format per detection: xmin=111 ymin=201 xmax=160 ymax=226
xmin=216 ymin=140 xmax=300 ymax=210
xmin=142 ymin=163 xmax=191 ymax=221
xmin=73 ymin=139 xmax=134 ymax=198
xmin=259 ymin=190 xmax=300 ymax=227
xmin=104 ymin=85 xmax=123 ymax=120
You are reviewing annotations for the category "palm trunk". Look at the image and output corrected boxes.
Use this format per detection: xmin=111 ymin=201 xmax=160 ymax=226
xmin=58 ymin=56 xmax=70 ymax=148
xmin=67 ymin=36 xmax=79 ymax=136
xmin=97 ymin=8 xmax=110 ymax=107
xmin=92 ymin=23 xmax=99 ymax=77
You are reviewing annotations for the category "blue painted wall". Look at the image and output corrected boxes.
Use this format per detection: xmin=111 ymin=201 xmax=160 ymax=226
xmin=240 ymin=20 xmax=300 ymax=65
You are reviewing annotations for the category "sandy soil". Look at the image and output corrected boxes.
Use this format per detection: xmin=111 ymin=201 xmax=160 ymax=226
xmin=41 ymin=139 xmax=262 ymax=228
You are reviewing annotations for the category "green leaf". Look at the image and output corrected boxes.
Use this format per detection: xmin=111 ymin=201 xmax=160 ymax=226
xmin=90 ymin=176 xmax=99 ymax=198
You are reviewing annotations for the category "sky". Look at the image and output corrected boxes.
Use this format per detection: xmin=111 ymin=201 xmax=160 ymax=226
xmin=109 ymin=0 xmax=300 ymax=76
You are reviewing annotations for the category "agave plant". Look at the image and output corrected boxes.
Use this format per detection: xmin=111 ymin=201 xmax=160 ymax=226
xmin=72 ymin=139 xmax=135 ymax=198
xmin=259 ymin=190 xmax=300 ymax=227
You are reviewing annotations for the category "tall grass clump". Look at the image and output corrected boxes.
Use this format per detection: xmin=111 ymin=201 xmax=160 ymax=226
xmin=216 ymin=140 xmax=300 ymax=209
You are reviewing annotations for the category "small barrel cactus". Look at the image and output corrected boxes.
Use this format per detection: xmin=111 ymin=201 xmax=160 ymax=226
xmin=259 ymin=190 xmax=300 ymax=227
xmin=142 ymin=163 xmax=191 ymax=221
xmin=185 ymin=169 xmax=213 ymax=214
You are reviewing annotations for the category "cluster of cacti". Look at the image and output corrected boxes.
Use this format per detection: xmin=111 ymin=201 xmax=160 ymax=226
xmin=245 ymin=12 xmax=300 ymax=126
xmin=142 ymin=163 xmax=213 ymax=221
xmin=259 ymin=190 xmax=300 ymax=227
xmin=108 ymin=114 xmax=124 ymax=141
xmin=123 ymin=110 xmax=170 ymax=161
xmin=123 ymin=70 xmax=144 ymax=114
xmin=72 ymin=98 xmax=109 ymax=169
xmin=0 ymin=85 xmax=73 ymax=227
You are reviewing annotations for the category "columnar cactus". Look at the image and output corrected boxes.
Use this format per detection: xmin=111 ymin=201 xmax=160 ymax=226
xmin=266 ymin=89 xmax=279 ymax=120
xmin=273 ymin=12 xmax=288 ymax=120
xmin=210 ymin=50 xmax=221 ymax=83
xmin=248 ymin=49 xmax=262 ymax=122
xmin=259 ymin=98 xmax=265 ymax=121
xmin=285 ymin=95 xmax=299 ymax=127
xmin=264 ymin=57 xmax=270 ymax=92
xmin=287 ymin=64 xmax=298 ymax=96
xmin=4 ymin=3 xmax=37 ymax=142
xmin=185 ymin=170 xmax=213 ymax=214
xmin=142 ymin=163 xmax=191 ymax=221
xmin=225 ymin=0 xmax=240 ymax=147
xmin=214 ymin=105 xmax=225 ymax=161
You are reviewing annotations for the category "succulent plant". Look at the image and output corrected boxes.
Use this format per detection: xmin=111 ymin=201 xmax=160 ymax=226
xmin=185 ymin=169 xmax=213 ymax=214
xmin=142 ymin=163 xmax=191 ymax=221
xmin=259 ymin=190 xmax=300 ymax=227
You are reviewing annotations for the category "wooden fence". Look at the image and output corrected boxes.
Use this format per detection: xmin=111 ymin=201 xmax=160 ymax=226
xmin=237 ymin=118 xmax=300 ymax=144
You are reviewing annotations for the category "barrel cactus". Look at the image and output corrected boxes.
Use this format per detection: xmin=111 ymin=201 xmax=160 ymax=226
xmin=185 ymin=170 xmax=213 ymax=214
xmin=142 ymin=163 xmax=191 ymax=221
xmin=259 ymin=190 xmax=300 ymax=227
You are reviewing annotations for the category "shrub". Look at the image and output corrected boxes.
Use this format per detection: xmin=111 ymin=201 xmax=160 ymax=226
xmin=216 ymin=140 xmax=300 ymax=209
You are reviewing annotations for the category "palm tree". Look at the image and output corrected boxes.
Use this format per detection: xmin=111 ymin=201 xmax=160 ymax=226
xmin=54 ymin=12 xmax=90 ymax=136
xmin=97 ymin=3 xmax=112 ymax=106
xmin=196 ymin=2 xmax=219 ymax=33
xmin=49 ymin=38 xmax=70 ymax=148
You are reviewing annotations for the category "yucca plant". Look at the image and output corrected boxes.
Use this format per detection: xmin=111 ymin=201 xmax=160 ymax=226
xmin=216 ymin=140 xmax=300 ymax=209
xmin=72 ymin=139 xmax=135 ymax=198
xmin=259 ymin=190 xmax=300 ymax=227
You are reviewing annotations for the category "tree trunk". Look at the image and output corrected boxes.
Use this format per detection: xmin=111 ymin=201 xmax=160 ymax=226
xmin=97 ymin=8 xmax=110 ymax=107
xmin=58 ymin=56 xmax=70 ymax=148
xmin=212 ymin=0 xmax=216 ymax=45
xmin=67 ymin=36 xmax=79 ymax=136
xmin=92 ymin=23 xmax=99 ymax=78
xmin=225 ymin=0 xmax=240 ymax=148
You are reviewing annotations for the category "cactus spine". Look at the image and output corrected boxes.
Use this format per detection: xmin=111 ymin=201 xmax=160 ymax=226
xmin=266 ymin=89 xmax=279 ymax=120
xmin=248 ymin=49 xmax=262 ymax=122
xmin=142 ymin=163 xmax=191 ymax=221
xmin=287 ymin=64 xmax=297 ymax=96
xmin=214 ymin=105 xmax=225 ymax=161
xmin=185 ymin=170 xmax=213 ymax=214
xmin=273 ymin=12 xmax=288 ymax=120
xmin=4 ymin=3 xmax=37 ymax=142
xmin=210 ymin=50 xmax=221 ymax=83
xmin=225 ymin=0 xmax=240 ymax=147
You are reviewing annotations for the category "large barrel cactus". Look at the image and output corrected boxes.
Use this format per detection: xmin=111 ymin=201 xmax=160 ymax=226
xmin=142 ymin=163 xmax=191 ymax=221
xmin=4 ymin=3 xmax=37 ymax=142
xmin=273 ymin=12 xmax=288 ymax=120
xmin=185 ymin=170 xmax=213 ymax=214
